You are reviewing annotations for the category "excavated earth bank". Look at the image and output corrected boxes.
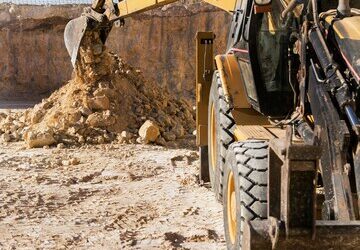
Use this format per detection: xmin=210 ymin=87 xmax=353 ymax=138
xmin=0 ymin=3 xmax=231 ymax=102
xmin=0 ymin=2 xmax=232 ymax=147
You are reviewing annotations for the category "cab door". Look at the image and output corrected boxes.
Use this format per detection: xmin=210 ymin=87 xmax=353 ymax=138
xmin=227 ymin=0 xmax=295 ymax=117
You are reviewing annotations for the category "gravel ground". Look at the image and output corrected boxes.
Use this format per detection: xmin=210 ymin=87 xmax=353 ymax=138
xmin=0 ymin=140 xmax=226 ymax=249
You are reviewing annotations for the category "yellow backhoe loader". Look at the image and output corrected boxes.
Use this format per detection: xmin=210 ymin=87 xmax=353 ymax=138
xmin=65 ymin=0 xmax=360 ymax=248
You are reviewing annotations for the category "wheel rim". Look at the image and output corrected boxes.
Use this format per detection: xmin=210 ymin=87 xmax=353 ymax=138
xmin=227 ymin=171 xmax=237 ymax=244
xmin=210 ymin=103 xmax=217 ymax=171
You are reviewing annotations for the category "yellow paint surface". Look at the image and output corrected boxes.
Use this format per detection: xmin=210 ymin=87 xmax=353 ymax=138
xmin=326 ymin=15 xmax=360 ymax=40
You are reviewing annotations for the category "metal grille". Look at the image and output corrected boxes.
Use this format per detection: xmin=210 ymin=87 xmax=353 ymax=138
xmin=0 ymin=0 xmax=91 ymax=5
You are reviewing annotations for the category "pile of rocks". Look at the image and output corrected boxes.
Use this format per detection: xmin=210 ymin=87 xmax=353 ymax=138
xmin=0 ymin=31 xmax=195 ymax=148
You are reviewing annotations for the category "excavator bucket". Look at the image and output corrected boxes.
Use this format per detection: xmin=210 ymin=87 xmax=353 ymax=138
xmin=64 ymin=13 xmax=113 ymax=68
xmin=64 ymin=16 xmax=89 ymax=67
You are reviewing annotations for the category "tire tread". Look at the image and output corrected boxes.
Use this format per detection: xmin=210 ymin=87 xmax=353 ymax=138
xmin=224 ymin=140 xmax=268 ymax=248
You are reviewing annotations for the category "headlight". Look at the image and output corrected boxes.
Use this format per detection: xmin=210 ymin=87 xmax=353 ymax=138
xmin=254 ymin=0 xmax=272 ymax=5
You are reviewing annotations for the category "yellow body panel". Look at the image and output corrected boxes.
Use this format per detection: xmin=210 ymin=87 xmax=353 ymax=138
xmin=117 ymin=0 xmax=178 ymax=18
xmin=234 ymin=126 xmax=274 ymax=141
xmin=214 ymin=54 xmax=271 ymax=142
xmin=215 ymin=54 xmax=251 ymax=109
xmin=324 ymin=14 xmax=360 ymax=82
xmin=203 ymin=0 xmax=237 ymax=12
xmin=231 ymin=108 xmax=270 ymax=126
xmin=325 ymin=15 xmax=360 ymax=40
xmin=234 ymin=125 xmax=286 ymax=141
xmin=196 ymin=32 xmax=215 ymax=146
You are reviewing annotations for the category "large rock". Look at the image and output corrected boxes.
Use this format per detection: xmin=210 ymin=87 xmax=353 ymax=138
xmin=163 ymin=131 xmax=176 ymax=141
xmin=172 ymin=123 xmax=185 ymax=139
xmin=93 ymin=87 xmax=116 ymax=98
xmin=86 ymin=111 xmax=115 ymax=127
xmin=139 ymin=120 xmax=160 ymax=143
xmin=120 ymin=130 xmax=133 ymax=140
xmin=30 ymin=110 xmax=44 ymax=124
xmin=0 ymin=133 xmax=11 ymax=143
xmin=88 ymin=95 xmax=110 ymax=111
xmin=24 ymin=128 xmax=56 ymax=148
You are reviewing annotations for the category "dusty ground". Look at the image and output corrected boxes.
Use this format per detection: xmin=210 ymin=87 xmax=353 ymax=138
xmin=0 ymin=138 xmax=226 ymax=249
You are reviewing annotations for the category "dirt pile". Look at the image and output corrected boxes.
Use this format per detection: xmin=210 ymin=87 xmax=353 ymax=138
xmin=0 ymin=31 xmax=195 ymax=148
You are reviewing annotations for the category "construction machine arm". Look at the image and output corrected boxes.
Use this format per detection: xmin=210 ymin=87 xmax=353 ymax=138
xmin=98 ymin=0 xmax=236 ymax=21
xmin=94 ymin=0 xmax=180 ymax=21
xmin=64 ymin=0 xmax=237 ymax=66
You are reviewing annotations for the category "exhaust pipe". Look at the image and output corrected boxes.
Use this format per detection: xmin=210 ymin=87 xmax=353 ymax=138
xmin=338 ymin=0 xmax=351 ymax=17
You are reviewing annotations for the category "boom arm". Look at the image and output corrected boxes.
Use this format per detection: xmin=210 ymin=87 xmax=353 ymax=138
xmin=105 ymin=0 xmax=179 ymax=20
xmin=65 ymin=0 xmax=237 ymax=66
xmin=95 ymin=0 xmax=237 ymax=22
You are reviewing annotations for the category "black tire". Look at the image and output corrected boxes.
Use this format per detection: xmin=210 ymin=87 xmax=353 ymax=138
xmin=199 ymin=146 xmax=210 ymax=183
xmin=223 ymin=140 xmax=268 ymax=249
xmin=208 ymin=71 xmax=236 ymax=202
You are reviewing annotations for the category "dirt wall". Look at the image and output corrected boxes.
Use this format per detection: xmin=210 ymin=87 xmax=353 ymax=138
xmin=0 ymin=3 xmax=231 ymax=102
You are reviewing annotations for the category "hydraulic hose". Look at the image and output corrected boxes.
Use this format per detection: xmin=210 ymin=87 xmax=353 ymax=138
xmin=309 ymin=0 xmax=347 ymax=86
xmin=281 ymin=0 xmax=298 ymax=19
xmin=345 ymin=106 xmax=360 ymax=136
xmin=309 ymin=0 xmax=359 ymax=134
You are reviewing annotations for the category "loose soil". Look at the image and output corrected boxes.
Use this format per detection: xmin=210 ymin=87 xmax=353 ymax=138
xmin=0 ymin=141 xmax=226 ymax=249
